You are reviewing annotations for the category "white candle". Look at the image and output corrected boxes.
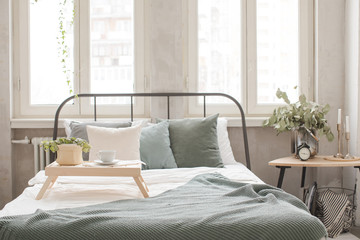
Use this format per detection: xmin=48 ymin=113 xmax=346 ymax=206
xmin=346 ymin=116 xmax=350 ymax=133
xmin=338 ymin=109 xmax=342 ymax=124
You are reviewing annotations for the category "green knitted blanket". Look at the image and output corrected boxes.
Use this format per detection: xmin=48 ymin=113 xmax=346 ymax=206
xmin=0 ymin=173 xmax=326 ymax=240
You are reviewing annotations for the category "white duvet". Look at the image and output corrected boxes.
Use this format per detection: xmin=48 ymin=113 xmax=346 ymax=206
xmin=0 ymin=163 xmax=262 ymax=217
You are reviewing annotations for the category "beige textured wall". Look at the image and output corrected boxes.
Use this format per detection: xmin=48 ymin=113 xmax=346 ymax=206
xmin=11 ymin=129 xmax=66 ymax=197
xmin=315 ymin=0 xmax=345 ymax=189
xmin=2 ymin=0 xmax=348 ymax=208
xmin=344 ymin=0 xmax=360 ymax=224
xmin=0 ymin=0 xmax=12 ymax=209
xmin=148 ymin=0 xmax=185 ymax=119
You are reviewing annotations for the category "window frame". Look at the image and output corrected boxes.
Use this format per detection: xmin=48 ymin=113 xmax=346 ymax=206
xmin=12 ymin=0 xmax=146 ymax=118
xmin=186 ymin=0 xmax=314 ymax=116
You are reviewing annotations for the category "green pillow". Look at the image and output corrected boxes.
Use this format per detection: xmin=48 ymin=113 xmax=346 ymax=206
xmin=140 ymin=121 xmax=177 ymax=169
xmin=159 ymin=114 xmax=223 ymax=168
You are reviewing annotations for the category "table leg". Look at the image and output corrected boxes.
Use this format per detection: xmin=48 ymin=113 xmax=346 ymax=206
xmin=133 ymin=177 xmax=149 ymax=198
xmin=301 ymin=167 xmax=307 ymax=188
xmin=35 ymin=176 xmax=57 ymax=200
xmin=276 ymin=166 xmax=291 ymax=188
xmin=49 ymin=176 xmax=58 ymax=189
xmin=139 ymin=175 xmax=149 ymax=192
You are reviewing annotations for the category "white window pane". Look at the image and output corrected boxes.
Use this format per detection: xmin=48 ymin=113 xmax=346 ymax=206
xmin=256 ymin=0 xmax=299 ymax=104
xmin=198 ymin=0 xmax=242 ymax=104
xmin=30 ymin=1 xmax=74 ymax=105
xmin=90 ymin=0 xmax=134 ymax=105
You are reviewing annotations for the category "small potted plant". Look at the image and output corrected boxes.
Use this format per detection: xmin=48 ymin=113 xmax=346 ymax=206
xmin=263 ymin=88 xmax=334 ymax=157
xmin=41 ymin=137 xmax=91 ymax=166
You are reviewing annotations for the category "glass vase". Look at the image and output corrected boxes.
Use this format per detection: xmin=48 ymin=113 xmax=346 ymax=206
xmin=291 ymin=127 xmax=319 ymax=157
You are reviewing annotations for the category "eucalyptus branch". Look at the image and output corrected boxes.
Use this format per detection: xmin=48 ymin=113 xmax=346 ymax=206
xmin=263 ymin=88 xmax=334 ymax=142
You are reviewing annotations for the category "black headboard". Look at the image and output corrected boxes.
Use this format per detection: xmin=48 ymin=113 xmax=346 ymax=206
xmin=52 ymin=92 xmax=251 ymax=170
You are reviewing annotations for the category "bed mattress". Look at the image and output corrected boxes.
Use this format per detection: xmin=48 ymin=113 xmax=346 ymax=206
xmin=0 ymin=172 xmax=328 ymax=240
xmin=0 ymin=163 xmax=328 ymax=240
xmin=0 ymin=163 xmax=262 ymax=217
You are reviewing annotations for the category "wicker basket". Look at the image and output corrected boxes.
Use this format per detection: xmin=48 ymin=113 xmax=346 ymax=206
xmin=304 ymin=184 xmax=356 ymax=237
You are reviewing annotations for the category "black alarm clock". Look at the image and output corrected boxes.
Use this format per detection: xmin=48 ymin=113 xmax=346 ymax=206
xmin=296 ymin=143 xmax=311 ymax=161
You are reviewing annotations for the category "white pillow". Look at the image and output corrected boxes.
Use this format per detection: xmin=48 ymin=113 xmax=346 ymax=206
xmin=217 ymin=118 xmax=237 ymax=165
xmin=87 ymin=124 xmax=142 ymax=161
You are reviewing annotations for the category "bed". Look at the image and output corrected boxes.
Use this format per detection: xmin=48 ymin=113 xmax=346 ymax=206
xmin=0 ymin=93 xmax=327 ymax=240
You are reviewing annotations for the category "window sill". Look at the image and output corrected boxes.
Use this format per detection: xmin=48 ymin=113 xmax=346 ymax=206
xmin=11 ymin=119 xmax=59 ymax=129
xmin=11 ymin=117 xmax=267 ymax=129
xmin=226 ymin=117 xmax=266 ymax=127
xmin=10 ymin=118 xmax=151 ymax=129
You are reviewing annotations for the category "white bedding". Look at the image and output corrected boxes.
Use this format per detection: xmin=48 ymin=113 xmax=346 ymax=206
xmin=0 ymin=163 xmax=262 ymax=217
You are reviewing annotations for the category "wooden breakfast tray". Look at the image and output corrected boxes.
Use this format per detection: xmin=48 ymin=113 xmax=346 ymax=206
xmin=35 ymin=161 xmax=149 ymax=200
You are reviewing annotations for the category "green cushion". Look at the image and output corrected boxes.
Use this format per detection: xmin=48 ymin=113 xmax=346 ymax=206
xmin=159 ymin=114 xmax=223 ymax=168
xmin=140 ymin=121 xmax=177 ymax=169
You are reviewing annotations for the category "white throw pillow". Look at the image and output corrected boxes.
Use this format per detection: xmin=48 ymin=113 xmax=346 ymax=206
xmin=87 ymin=124 xmax=142 ymax=161
xmin=217 ymin=118 xmax=237 ymax=165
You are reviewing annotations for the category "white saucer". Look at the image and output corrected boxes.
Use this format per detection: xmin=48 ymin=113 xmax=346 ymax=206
xmin=94 ymin=159 xmax=119 ymax=165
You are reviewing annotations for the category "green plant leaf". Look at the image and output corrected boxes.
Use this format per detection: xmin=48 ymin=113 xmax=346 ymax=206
xmin=323 ymin=104 xmax=330 ymax=114
xmin=263 ymin=119 xmax=269 ymax=126
xmin=41 ymin=137 xmax=91 ymax=153
xmin=326 ymin=132 xmax=334 ymax=141
xmin=269 ymin=115 xmax=277 ymax=125
xmin=299 ymin=94 xmax=306 ymax=104
xmin=275 ymin=89 xmax=290 ymax=104
xmin=278 ymin=119 xmax=286 ymax=131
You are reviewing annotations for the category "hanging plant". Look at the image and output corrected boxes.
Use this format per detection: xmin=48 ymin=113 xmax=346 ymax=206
xmin=32 ymin=0 xmax=75 ymax=95
xmin=57 ymin=0 xmax=75 ymax=95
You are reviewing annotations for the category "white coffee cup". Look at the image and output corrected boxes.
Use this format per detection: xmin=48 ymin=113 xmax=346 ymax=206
xmin=97 ymin=150 xmax=116 ymax=163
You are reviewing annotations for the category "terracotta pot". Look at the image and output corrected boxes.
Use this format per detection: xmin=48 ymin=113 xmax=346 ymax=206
xmin=56 ymin=144 xmax=83 ymax=166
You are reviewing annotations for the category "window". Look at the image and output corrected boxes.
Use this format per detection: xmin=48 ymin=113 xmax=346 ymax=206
xmin=89 ymin=0 xmax=134 ymax=105
xmin=187 ymin=0 xmax=313 ymax=115
xmin=197 ymin=0 xmax=242 ymax=104
xmin=13 ymin=0 xmax=145 ymax=117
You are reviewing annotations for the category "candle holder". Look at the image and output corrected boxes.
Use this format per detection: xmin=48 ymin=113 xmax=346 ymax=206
xmin=344 ymin=132 xmax=355 ymax=160
xmin=334 ymin=124 xmax=344 ymax=158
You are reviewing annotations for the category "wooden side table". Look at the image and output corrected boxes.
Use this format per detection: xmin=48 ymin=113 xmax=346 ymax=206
xmin=35 ymin=161 xmax=149 ymax=200
xmin=269 ymin=156 xmax=360 ymax=188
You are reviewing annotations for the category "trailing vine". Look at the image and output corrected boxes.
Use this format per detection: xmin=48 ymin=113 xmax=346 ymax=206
xmin=58 ymin=0 xmax=75 ymax=95
xmin=32 ymin=0 xmax=75 ymax=95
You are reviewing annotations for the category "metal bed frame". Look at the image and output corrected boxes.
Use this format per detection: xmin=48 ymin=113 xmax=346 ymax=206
xmin=52 ymin=92 xmax=251 ymax=170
